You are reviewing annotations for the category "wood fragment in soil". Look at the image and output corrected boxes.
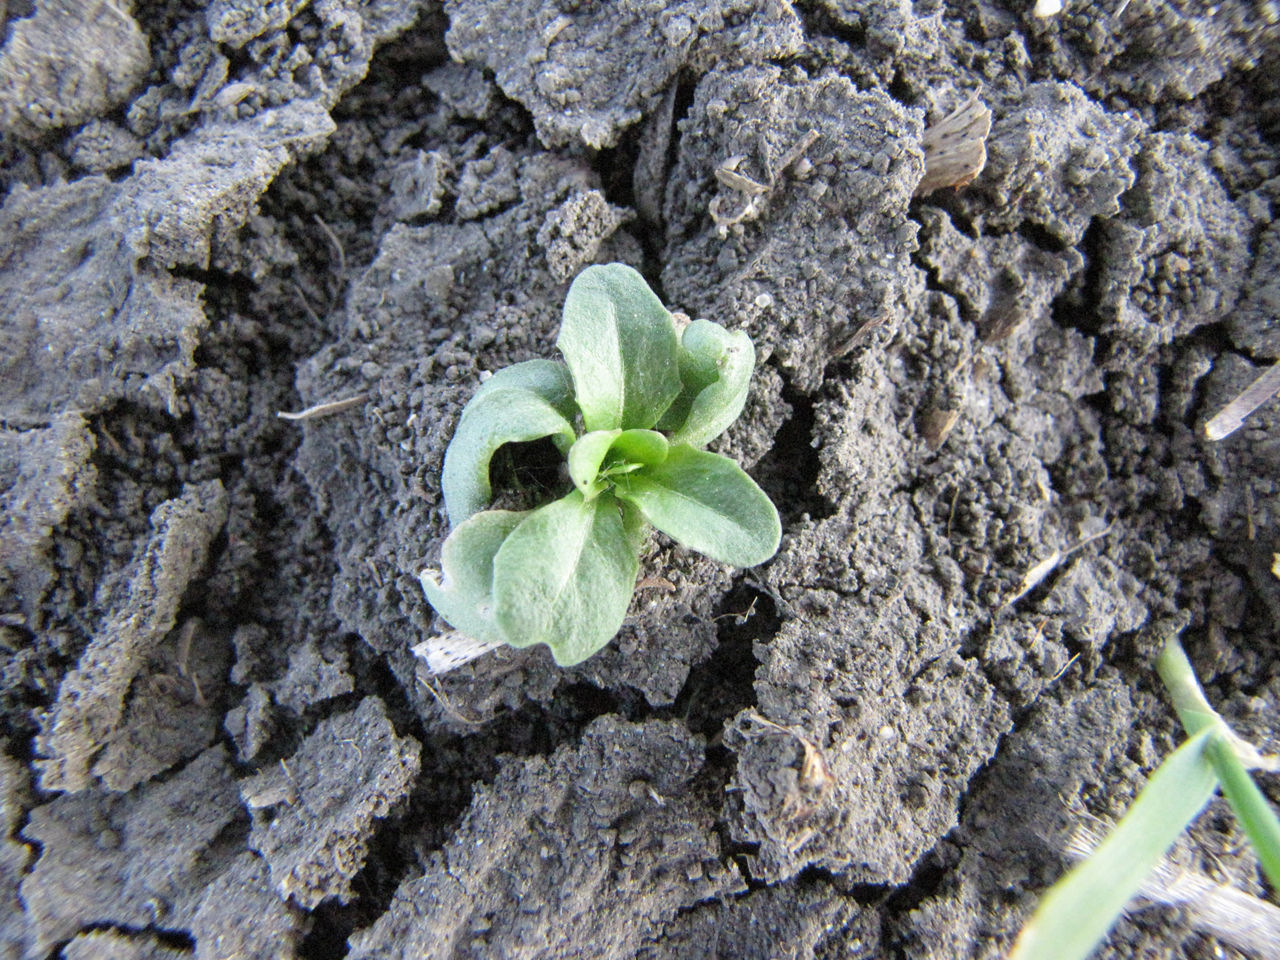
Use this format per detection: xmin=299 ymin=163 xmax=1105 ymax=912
xmin=773 ymin=128 xmax=821 ymax=179
xmin=713 ymin=595 xmax=758 ymax=625
xmin=714 ymin=156 xmax=770 ymax=195
xmin=417 ymin=674 xmax=485 ymax=727
xmin=174 ymin=617 xmax=205 ymax=706
xmin=710 ymin=128 xmax=821 ymax=235
xmin=292 ymin=281 xmax=321 ymax=324
xmin=1002 ymin=523 xmax=1114 ymax=609
xmin=1049 ymin=652 xmax=1080 ymax=683
xmin=1202 ymin=359 xmax=1280 ymax=441
xmin=277 ymin=394 xmax=367 ymax=421
xmin=636 ymin=576 xmax=677 ymax=593
xmin=919 ymin=406 xmax=960 ymax=449
xmin=915 ymin=94 xmax=992 ymax=197
xmin=313 ymin=213 xmax=346 ymax=277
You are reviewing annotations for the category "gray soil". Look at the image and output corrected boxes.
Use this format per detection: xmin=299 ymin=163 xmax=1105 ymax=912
xmin=1 ymin=1 xmax=1278 ymax=958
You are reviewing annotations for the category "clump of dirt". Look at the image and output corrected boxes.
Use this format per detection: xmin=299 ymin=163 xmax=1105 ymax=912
xmin=0 ymin=1 xmax=1277 ymax=958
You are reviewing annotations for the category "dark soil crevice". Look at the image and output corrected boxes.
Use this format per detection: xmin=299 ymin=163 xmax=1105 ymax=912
xmin=752 ymin=376 xmax=835 ymax=524
xmin=663 ymin=580 xmax=780 ymax=739
xmin=53 ymin=924 xmax=198 ymax=958
xmin=876 ymin=835 xmax=965 ymax=949
xmin=297 ymin=905 xmax=351 ymax=960
xmin=1051 ymin=218 xmax=1107 ymax=344
xmin=796 ymin=2 xmax=864 ymax=50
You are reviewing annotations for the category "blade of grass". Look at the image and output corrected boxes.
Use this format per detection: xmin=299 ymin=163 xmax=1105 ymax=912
xmin=1157 ymin=638 xmax=1278 ymax=771
xmin=1009 ymin=726 xmax=1219 ymax=960
xmin=1206 ymin=727 xmax=1280 ymax=891
xmin=1155 ymin=639 xmax=1219 ymax=737
xmin=1066 ymin=821 xmax=1280 ymax=957
xmin=1157 ymin=638 xmax=1280 ymax=889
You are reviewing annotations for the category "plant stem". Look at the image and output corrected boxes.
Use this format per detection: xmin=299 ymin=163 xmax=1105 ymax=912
xmin=1155 ymin=638 xmax=1219 ymax=737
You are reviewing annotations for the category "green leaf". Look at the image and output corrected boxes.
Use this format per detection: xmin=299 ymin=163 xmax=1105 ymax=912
xmin=1157 ymin=638 xmax=1280 ymax=891
xmin=1204 ymin=734 xmax=1280 ymax=892
xmin=657 ymin=320 xmax=756 ymax=448
xmin=492 ymin=491 xmax=640 ymax=666
xmin=567 ymin=430 xmax=620 ymax=498
xmin=1009 ymin=726 xmax=1219 ymax=960
xmin=613 ymin=445 xmax=780 ymax=567
xmin=567 ymin=429 xmax=669 ymax=499
xmin=608 ymin=428 xmax=669 ymax=468
xmin=468 ymin=359 xmax=577 ymax=415
xmin=419 ymin=509 xmax=528 ymax=645
xmin=441 ymin=360 xmax=578 ymax=526
xmin=556 ymin=263 xmax=682 ymax=432
xmin=620 ymin=497 xmax=650 ymax=556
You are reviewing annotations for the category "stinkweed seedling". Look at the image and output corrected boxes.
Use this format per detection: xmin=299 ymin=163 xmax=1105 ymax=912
xmin=419 ymin=263 xmax=781 ymax=666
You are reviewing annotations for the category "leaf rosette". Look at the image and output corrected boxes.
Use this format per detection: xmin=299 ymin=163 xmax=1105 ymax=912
xmin=419 ymin=263 xmax=780 ymax=666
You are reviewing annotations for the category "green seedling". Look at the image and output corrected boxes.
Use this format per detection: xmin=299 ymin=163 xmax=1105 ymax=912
xmin=1011 ymin=636 xmax=1280 ymax=960
xmin=420 ymin=263 xmax=781 ymax=667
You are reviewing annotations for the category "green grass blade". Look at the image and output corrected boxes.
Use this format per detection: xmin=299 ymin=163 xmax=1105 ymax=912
xmin=1009 ymin=726 xmax=1219 ymax=960
xmin=1205 ymin=734 xmax=1280 ymax=891
xmin=1157 ymin=637 xmax=1280 ymax=890
xmin=1155 ymin=639 xmax=1219 ymax=737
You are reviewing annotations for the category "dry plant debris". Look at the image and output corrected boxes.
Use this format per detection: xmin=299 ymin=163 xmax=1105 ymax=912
xmin=915 ymin=94 xmax=992 ymax=197
xmin=277 ymin=394 xmax=367 ymax=421
xmin=1202 ymin=358 xmax=1280 ymax=440
xmin=709 ymin=128 xmax=820 ymax=235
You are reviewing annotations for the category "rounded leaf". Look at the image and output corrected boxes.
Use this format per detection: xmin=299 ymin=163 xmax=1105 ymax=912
xmin=556 ymin=263 xmax=682 ymax=432
xmin=419 ymin=509 xmax=529 ymax=645
xmin=613 ymin=445 xmax=780 ymax=567
xmin=467 ymin=359 xmax=576 ymax=415
xmin=442 ymin=361 xmax=578 ymax=526
xmin=492 ymin=491 xmax=640 ymax=666
xmin=665 ymin=320 xmax=755 ymax=448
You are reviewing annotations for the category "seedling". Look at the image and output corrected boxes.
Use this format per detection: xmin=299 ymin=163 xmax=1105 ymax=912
xmin=419 ymin=263 xmax=781 ymax=667
xmin=1011 ymin=636 xmax=1280 ymax=960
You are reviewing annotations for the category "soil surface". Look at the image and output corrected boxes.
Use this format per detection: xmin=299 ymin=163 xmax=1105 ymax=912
xmin=2 ymin=1 xmax=1279 ymax=958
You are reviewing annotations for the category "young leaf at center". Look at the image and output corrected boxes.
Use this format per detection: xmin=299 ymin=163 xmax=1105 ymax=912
xmin=657 ymin=319 xmax=756 ymax=448
xmin=492 ymin=490 xmax=640 ymax=666
xmin=568 ymin=429 xmax=670 ymax=498
xmin=613 ymin=444 xmax=781 ymax=567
